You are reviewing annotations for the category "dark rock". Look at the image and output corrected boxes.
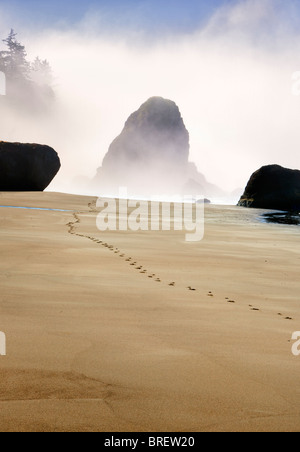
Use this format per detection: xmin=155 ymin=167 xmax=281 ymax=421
xmin=197 ymin=198 xmax=211 ymax=204
xmin=0 ymin=141 xmax=61 ymax=191
xmin=238 ymin=165 xmax=300 ymax=211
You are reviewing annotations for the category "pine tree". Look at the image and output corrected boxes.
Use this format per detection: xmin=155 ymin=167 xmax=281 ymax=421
xmin=0 ymin=29 xmax=55 ymax=110
xmin=0 ymin=29 xmax=30 ymax=82
xmin=30 ymin=57 xmax=53 ymax=86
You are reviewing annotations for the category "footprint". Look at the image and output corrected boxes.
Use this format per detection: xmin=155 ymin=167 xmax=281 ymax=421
xmin=188 ymin=287 xmax=196 ymax=291
xmin=285 ymin=317 xmax=293 ymax=320
xmin=251 ymin=308 xmax=260 ymax=311
xmin=169 ymin=282 xmax=175 ymax=287
xmin=227 ymin=300 xmax=236 ymax=304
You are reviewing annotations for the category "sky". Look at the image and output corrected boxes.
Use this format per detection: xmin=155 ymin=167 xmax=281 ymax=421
xmin=1 ymin=0 xmax=300 ymax=198
xmin=1 ymin=0 xmax=234 ymax=31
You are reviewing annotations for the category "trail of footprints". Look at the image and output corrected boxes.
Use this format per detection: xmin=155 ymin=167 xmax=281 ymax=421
xmin=67 ymin=212 xmax=294 ymax=321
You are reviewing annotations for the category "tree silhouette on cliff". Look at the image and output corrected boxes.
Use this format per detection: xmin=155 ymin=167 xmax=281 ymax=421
xmin=0 ymin=29 xmax=55 ymax=112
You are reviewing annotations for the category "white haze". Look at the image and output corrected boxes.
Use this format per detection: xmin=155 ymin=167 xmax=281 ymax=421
xmin=1 ymin=0 xmax=300 ymax=200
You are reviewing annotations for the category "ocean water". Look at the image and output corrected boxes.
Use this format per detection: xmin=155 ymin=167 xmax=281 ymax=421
xmin=0 ymin=206 xmax=72 ymax=212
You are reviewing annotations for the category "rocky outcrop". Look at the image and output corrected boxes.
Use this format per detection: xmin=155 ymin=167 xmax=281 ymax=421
xmin=94 ymin=97 xmax=189 ymax=195
xmin=238 ymin=165 xmax=300 ymax=211
xmin=0 ymin=141 xmax=61 ymax=191
xmin=183 ymin=163 xmax=225 ymax=199
xmin=103 ymin=97 xmax=190 ymax=170
xmin=94 ymin=96 xmax=224 ymax=198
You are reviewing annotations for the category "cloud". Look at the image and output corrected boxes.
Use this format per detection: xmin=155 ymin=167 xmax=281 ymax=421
xmin=1 ymin=0 xmax=300 ymax=196
xmin=207 ymin=0 xmax=276 ymax=32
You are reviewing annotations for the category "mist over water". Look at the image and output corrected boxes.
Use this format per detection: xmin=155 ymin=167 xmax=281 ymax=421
xmin=1 ymin=0 xmax=300 ymax=203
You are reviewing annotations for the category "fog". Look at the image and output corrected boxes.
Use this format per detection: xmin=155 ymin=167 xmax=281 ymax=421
xmin=1 ymin=0 xmax=300 ymax=200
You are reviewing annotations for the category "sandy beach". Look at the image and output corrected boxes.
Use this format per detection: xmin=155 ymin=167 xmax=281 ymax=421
xmin=0 ymin=191 xmax=299 ymax=432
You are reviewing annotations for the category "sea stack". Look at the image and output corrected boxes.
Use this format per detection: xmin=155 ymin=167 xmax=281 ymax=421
xmin=93 ymin=97 xmax=223 ymax=199
xmin=0 ymin=141 xmax=61 ymax=191
xmin=94 ymin=97 xmax=190 ymax=195
xmin=238 ymin=164 xmax=300 ymax=211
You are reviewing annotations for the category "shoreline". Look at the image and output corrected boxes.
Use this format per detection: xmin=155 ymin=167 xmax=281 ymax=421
xmin=0 ymin=192 xmax=299 ymax=432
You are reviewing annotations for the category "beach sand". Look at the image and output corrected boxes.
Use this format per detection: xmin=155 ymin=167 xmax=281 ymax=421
xmin=0 ymin=191 xmax=299 ymax=432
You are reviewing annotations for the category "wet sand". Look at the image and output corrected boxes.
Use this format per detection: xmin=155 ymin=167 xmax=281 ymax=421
xmin=0 ymin=192 xmax=299 ymax=432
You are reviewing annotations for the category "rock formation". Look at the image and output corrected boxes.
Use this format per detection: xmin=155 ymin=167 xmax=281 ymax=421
xmin=0 ymin=141 xmax=61 ymax=191
xmin=238 ymin=164 xmax=300 ymax=211
xmin=93 ymin=97 xmax=223 ymax=198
